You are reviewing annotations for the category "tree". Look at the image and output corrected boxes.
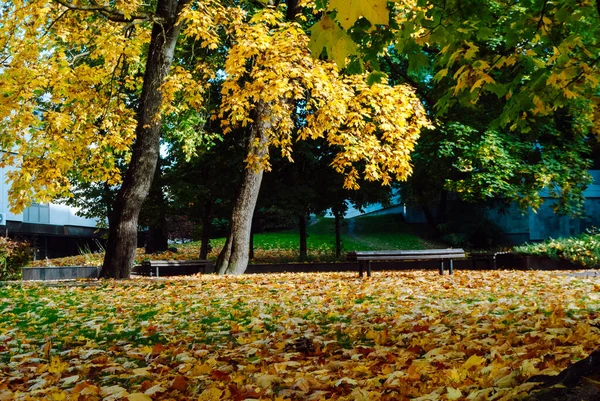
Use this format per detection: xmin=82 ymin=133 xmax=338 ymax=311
xmin=307 ymin=0 xmax=599 ymax=242
xmin=0 ymin=0 xmax=223 ymax=278
xmin=315 ymin=0 xmax=599 ymax=130
xmin=165 ymin=126 xmax=246 ymax=259
xmin=214 ymin=7 xmax=431 ymax=274
xmin=376 ymin=5 xmax=597 ymax=223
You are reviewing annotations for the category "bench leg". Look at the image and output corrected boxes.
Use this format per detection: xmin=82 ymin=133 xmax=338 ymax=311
xmin=449 ymin=259 xmax=454 ymax=274
xmin=359 ymin=261 xmax=364 ymax=277
xmin=439 ymin=260 xmax=444 ymax=275
xmin=367 ymin=261 xmax=372 ymax=277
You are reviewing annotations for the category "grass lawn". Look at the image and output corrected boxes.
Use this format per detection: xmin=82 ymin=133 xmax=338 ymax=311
xmin=30 ymin=214 xmax=443 ymax=267
xmin=2 ymin=270 xmax=599 ymax=400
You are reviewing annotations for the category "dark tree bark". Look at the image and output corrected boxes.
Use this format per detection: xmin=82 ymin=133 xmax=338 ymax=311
xmin=249 ymin=226 xmax=255 ymax=260
xmin=286 ymin=0 xmax=301 ymax=20
xmin=199 ymin=200 xmax=213 ymax=260
xmin=100 ymin=0 xmax=187 ymax=278
xmin=216 ymin=102 xmax=271 ymax=274
xmin=299 ymin=211 xmax=307 ymax=260
xmin=145 ymin=215 xmax=168 ymax=254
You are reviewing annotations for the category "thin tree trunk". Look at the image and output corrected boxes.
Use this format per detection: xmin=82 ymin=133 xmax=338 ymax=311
xmin=416 ymin=187 xmax=437 ymax=229
xmin=100 ymin=0 xmax=185 ymax=279
xmin=145 ymin=214 xmax=168 ymax=254
xmin=216 ymin=102 xmax=271 ymax=275
xmin=145 ymin=160 xmax=169 ymax=254
xmin=299 ymin=211 xmax=307 ymax=260
xmin=199 ymin=200 xmax=212 ymax=260
xmin=334 ymin=210 xmax=342 ymax=258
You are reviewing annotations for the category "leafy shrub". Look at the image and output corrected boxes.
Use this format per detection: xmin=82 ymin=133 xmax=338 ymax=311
xmin=514 ymin=229 xmax=600 ymax=268
xmin=0 ymin=237 xmax=32 ymax=280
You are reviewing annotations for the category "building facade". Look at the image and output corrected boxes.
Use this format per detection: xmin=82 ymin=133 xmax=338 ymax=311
xmin=487 ymin=170 xmax=600 ymax=244
xmin=1 ymin=158 xmax=104 ymax=259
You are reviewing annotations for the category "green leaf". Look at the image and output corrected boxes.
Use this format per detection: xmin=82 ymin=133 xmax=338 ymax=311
xmin=432 ymin=68 xmax=448 ymax=83
xmin=327 ymin=0 xmax=390 ymax=30
xmin=408 ymin=52 xmax=429 ymax=73
xmin=309 ymin=15 xmax=358 ymax=68
xmin=366 ymin=71 xmax=388 ymax=85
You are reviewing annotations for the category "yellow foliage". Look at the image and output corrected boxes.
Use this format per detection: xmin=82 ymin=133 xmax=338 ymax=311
xmin=1 ymin=2 xmax=432 ymax=212
xmin=0 ymin=0 xmax=223 ymax=213
xmin=219 ymin=9 xmax=431 ymax=189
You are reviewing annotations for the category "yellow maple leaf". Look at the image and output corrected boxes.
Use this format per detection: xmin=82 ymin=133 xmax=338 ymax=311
xmin=198 ymin=387 xmax=223 ymax=401
xmin=462 ymin=354 xmax=486 ymax=369
xmin=328 ymin=0 xmax=390 ymax=30
xmin=255 ymin=374 xmax=282 ymax=388
xmin=309 ymin=15 xmax=357 ymax=67
xmin=48 ymin=356 xmax=69 ymax=374
xmin=191 ymin=363 xmax=213 ymax=376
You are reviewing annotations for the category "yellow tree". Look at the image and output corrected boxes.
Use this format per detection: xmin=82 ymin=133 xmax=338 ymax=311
xmin=0 ymin=0 xmax=222 ymax=278
xmin=215 ymin=7 xmax=431 ymax=274
xmin=1 ymin=0 xmax=430 ymax=278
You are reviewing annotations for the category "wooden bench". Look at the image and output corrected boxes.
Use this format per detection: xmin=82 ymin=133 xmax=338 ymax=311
xmin=133 ymin=260 xmax=214 ymax=277
xmin=347 ymin=249 xmax=466 ymax=277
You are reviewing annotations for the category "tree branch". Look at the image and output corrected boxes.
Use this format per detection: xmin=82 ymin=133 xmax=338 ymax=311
xmin=52 ymin=0 xmax=152 ymax=23
xmin=536 ymin=0 xmax=549 ymax=32
xmin=383 ymin=55 xmax=436 ymax=113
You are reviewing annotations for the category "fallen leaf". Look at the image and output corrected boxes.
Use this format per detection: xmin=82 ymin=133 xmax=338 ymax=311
xmin=197 ymin=387 xmax=223 ymax=401
xmin=446 ymin=386 xmax=462 ymax=400
xmin=170 ymin=375 xmax=188 ymax=391
xmin=462 ymin=354 xmax=485 ymax=370
xmin=128 ymin=393 xmax=152 ymax=401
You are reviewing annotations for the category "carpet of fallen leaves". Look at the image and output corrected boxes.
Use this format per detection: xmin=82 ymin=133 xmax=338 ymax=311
xmin=2 ymin=270 xmax=600 ymax=401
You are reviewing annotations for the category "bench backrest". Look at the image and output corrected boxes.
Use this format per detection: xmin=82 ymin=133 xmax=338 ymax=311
xmin=141 ymin=260 xmax=213 ymax=267
xmin=348 ymin=249 xmax=465 ymax=261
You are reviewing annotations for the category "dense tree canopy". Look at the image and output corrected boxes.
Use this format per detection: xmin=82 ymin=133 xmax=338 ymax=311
xmin=1 ymin=0 xmax=598 ymax=276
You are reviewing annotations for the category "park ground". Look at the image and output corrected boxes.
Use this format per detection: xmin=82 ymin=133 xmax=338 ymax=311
xmin=2 ymin=270 xmax=600 ymax=400
xmin=29 ymin=215 xmax=445 ymax=267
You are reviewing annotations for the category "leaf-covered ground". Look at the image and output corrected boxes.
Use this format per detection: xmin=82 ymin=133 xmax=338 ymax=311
xmin=1 ymin=270 xmax=600 ymax=400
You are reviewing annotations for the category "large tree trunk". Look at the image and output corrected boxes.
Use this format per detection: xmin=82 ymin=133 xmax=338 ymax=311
xmin=216 ymin=102 xmax=271 ymax=275
xmin=100 ymin=0 xmax=185 ymax=279
xmin=249 ymin=226 xmax=255 ymax=260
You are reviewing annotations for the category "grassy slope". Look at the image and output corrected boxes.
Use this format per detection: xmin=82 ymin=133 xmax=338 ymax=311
xmin=31 ymin=213 xmax=444 ymax=266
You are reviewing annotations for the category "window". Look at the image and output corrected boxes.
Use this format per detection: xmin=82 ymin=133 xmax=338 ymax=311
xmin=23 ymin=203 xmax=50 ymax=224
